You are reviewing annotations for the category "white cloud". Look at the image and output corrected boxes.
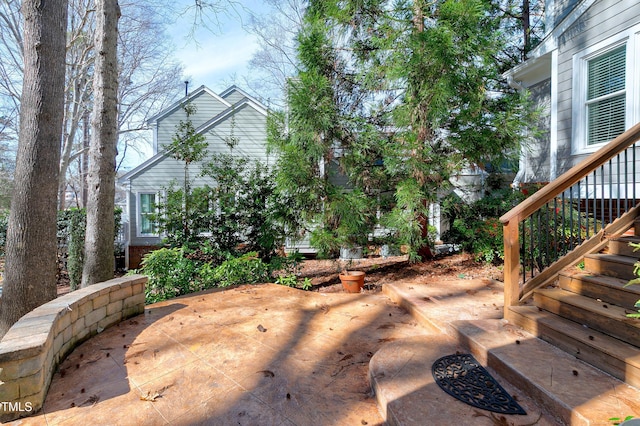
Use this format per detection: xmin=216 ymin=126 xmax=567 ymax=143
xmin=176 ymin=31 xmax=259 ymax=82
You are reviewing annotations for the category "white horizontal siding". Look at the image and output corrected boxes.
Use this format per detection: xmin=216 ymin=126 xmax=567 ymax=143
xmin=156 ymin=91 xmax=231 ymax=150
xmin=555 ymin=0 xmax=640 ymax=174
xmin=521 ymin=79 xmax=552 ymax=183
xmin=128 ymin=99 xmax=271 ymax=241
xmin=221 ymin=90 xmax=246 ymax=105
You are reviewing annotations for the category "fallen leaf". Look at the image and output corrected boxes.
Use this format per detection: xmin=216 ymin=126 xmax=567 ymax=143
xmin=80 ymin=394 xmax=100 ymax=406
xmin=317 ymin=303 xmax=330 ymax=314
xmin=139 ymin=385 xmax=172 ymax=402
xmin=140 ymin=391 xmax=161 ymax=402
xmin=377 ymin=323 xmax=395 ymax=329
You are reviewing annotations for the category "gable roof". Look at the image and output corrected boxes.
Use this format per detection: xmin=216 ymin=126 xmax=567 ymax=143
xmin=218 ymin=85 xmax=267 ymax=107
xmin=504 ymin=0 xmax=597 ymax=86
xmin=146 ymin=85 xmax=232 ymax=125
xmin=529 ymin=0 xmax=597 ymax=60
xmin=198 ymin=97 xmax=268 ymax=134
xmin=119 ymin=93 xmax=269 ymax=183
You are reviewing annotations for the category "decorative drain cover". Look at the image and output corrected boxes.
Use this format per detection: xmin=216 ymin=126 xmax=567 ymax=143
xmin=431 ymin=353 xmax=526 ymax=415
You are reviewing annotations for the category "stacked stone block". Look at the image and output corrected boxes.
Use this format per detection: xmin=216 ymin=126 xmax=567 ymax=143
xmin=0 ymin=275 xmax=146 ymax=422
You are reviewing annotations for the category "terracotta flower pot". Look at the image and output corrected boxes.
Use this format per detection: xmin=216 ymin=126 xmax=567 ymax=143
xmin=339 ymin=270 xmax=365 ymax=293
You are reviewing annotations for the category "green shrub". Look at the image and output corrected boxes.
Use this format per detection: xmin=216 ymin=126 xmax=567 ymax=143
xmin=67 ymin=209 xmax=86 ymax=290
xmin=140 ymin=247 xmax=198 ymax=304
xmin=520 ymin=200 xmax=591 ymax=272
xmin=139 ymin=246 xmax=311 ymax=303
xmin=274 ymin=274 xmax=298 ymax=287
xmin=213 ymin=252 xmax=270 ymax=287
xmin=270 ymin=251 xmax=313 ymax=290
xmin=56 ymin=207 xmax=122 ymax=289
xmin=155 ymin=154 xmax=292 ymax=262
xmin=442 ymin=179 xmax=525 ymax=264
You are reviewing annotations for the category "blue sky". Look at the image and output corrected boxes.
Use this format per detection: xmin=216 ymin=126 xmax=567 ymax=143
xmin=169 ymin=1 xmax=270 ymax=93
xmin=119 ymin=1 xmax=272 ymax=170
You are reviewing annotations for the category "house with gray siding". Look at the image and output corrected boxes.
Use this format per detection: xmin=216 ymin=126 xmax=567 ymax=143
xmin=506 ymin=0 xmax=640 ymax=192
xmin=118 ymin=85 xmax=272 ymax=268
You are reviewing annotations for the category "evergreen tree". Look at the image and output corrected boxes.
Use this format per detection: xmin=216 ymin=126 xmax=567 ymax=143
xmin=269 ymin=0 xmax=538 ymax=261
xmin=166 ymin=102 xmax=208 ymax=246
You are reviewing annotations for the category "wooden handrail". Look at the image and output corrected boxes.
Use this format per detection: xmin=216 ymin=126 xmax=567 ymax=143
xmin=500 ymin=122 xmax=640 ymax=226
xmin=501 ymin=122 xmax=640 ymax=310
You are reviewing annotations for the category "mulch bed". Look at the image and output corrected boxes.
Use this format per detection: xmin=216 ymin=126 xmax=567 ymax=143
xmin=298 ymin=252 xmax=504 ymax=293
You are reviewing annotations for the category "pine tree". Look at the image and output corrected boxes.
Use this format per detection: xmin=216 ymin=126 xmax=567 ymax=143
xmin=270 ymin=0 xmax=538 ymax=261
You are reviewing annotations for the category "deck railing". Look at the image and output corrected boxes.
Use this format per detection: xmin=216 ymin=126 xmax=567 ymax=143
xmin=500 ymin=123 xmax=640 ymax=310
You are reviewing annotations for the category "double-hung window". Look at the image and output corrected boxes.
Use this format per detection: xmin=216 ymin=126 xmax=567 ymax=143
xmin=585 ymin=45 xmax=626 ymax=146
xmin=573 ymin=24 xmax=640 ymax=153
xmin=138 ymin=193 xmax=158 ymax=236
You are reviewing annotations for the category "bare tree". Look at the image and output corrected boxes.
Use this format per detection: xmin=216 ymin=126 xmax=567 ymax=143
xmin=58 ymin=0 xmax=94 ymax=208
xmin=0 ymin=0 xmax=23 ymax=143
xmin=60 ymin=0 xmax=183 ymax=208
xmin=244 ymin=0 xmax=304 ymax=107
xmin=81 ymin=0 xmax=119 ymax=286
xmin=0 ymin=0 xmax=183 ymax=210
xmin=0 ymin=0 xmax=68 ymax=337
xmin=115 ymin=0 xmax=184 ymax=171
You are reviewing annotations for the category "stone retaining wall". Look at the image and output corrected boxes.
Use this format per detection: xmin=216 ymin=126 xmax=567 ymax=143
xmin=0 ymin=275 xmax=147 ymax=422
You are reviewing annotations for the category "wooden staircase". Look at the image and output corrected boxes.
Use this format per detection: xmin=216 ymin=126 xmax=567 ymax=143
xmin=506 ymin=221 xmax=640 ymax=389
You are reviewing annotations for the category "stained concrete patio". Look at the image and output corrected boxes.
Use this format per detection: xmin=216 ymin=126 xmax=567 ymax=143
xmin=4 ymin=277 xmax=568 ymax=426
xmin=8 ymin=284 xmax=428 ymax=425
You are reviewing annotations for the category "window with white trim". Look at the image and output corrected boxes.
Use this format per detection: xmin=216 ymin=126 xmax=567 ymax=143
xmin=586 ymin=45 xmax=626 ymax=146
xmin=572 ymin=24 xmax=640 ymax=153
xmin=138 ymin=192 xmax=158 ymax=236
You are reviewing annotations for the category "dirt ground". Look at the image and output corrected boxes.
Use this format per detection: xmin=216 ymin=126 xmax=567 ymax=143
xmin=298 ymin=252 xmax=504 ymax=293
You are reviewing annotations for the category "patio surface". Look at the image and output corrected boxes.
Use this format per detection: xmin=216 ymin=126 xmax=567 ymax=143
xmin=7 ymin=280 xmax=560 ymax=425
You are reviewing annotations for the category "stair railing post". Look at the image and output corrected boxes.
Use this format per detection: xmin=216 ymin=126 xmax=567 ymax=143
xmin=503 ymin=219 xmax=520 ymax=311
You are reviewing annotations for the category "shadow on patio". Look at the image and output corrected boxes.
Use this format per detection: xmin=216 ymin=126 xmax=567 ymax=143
xmin=22 ymin=284 xmax=428 ymax=425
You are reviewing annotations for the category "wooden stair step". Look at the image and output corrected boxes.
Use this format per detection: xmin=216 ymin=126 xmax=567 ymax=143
xmin=452 ymin=319 xmax=640 ymax=425
xmin=607 ymin=235 xmax=640 ymax=258
xmin=534 ymin=288 xmax=640 ymax=346
xmin=583 ymin=253 xmax=637 ymax=280
xmin=558 ymin=271 xmax=640 ymax=310
xmin=609 ymin=235 xmax=640 ymax=254
xmin=506 ymin=305 xmax=640 ymax=389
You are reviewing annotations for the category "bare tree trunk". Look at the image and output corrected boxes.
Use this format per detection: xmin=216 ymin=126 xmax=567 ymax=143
xmin=81 ymin=110 xmax=89 ymax=207
xmin=82 ymin=0 xmax=120 ymax=287
xmin=0 ymin=0 xmax=68 ymax=337
xmin=522 ymin=0 xmax=530 ymax=59
xmin=411 ymin=0 xmax=434 ymax=261
xmin=58 ymin=75 xmax=89 ymax=209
